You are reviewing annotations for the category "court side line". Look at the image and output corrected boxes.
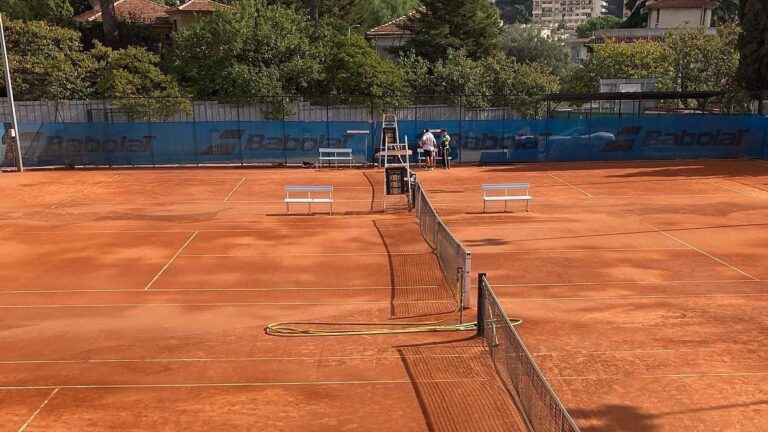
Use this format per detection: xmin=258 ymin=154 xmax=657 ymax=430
xmin=50 ymin=173 xmax=120 ymax=209
xmin=547 ymin=174 xmax=594 ymax=197
xmin=17 ymin=388 xmax=59 ymax=432
xmin=144 ymin=231 xmax=199 ymax=291
xmin=223 ymin=177 xmax=246 ymax=202
xmin=501 ymin=292 xmax=768 ymax=302
xmin=473 ymin=247 xmax=688 ymax=254
xmin=494 ymin=279 xmax=762 ymax=287
xmin=0 ymin=378 xmax=485 ymax=391
xmin=0 ymin=300 xmax=459 ymax=308
xmin=533 ymin=347 xmax=724 ymax=356
xmin=646 ymin=223 xmax=759 ymax=281
xmin=678 ymin=173 xmax=749 ymax=195
xmin=552 ymin=371 xmax=768 ymax=380
xmin=181 ymin=252 xmax=430 ymax=257
xmin=0 ymin=285 xmax=439 ymax=294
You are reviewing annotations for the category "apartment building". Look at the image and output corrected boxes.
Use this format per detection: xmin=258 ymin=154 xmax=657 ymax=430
xmin=532 ymin=0 xmax=609 ymax=29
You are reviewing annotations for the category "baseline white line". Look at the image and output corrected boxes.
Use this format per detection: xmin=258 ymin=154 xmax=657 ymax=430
xmin=50 ymin=174 xmax=120 ymax=209
xmin=547 ymin=173 xmax=594 ymax=197
xmin=552 ymin=371 xmax=768 ymax=380
xmin=680 ymin=174 xmax=749 ymax=195
xmin=0 ymin=378 xmax=485 ymax=391
xmin=494 ymin=279 xmax=763 ymax=287
xmin=0 ymin=353 xmax=480 ymax=365
xmin=0 ymin=300 xmax=458 ymax=308
xmin=500 ymin=292 xmax=768 ymax=302
xmin=144 ymin=231 xmax=199 ymax=291
xmin=181 ymin=252 xmax=427 ymax=257
xmin=223 ymin=177 xmax=246 ymax=202
xmin=472 ymin=247 xmax=688 ymax=254
xmin=17 ymin=388 xmax=59 ymax=432
xmin=646 ymin=223 xmax=759 ymax=281
xmin=0 ymin=285 xmax=439 ymax=294
xmin=532 ymin=347 xmax=725 ymax=356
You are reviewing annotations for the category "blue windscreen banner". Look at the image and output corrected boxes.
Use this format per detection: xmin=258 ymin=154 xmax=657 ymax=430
xmin=2 ymin=116 xmax=767 ymax=168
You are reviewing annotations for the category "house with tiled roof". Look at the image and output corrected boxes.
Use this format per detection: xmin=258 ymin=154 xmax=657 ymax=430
xmin=364 ymin=12 xmax=417 ymax=58
xmin=167 ymin=0 xmax=230 ymax=31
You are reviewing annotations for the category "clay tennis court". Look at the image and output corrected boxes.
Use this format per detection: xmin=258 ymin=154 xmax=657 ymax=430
xmin=1 ymin=160 xmax=767 ymax=431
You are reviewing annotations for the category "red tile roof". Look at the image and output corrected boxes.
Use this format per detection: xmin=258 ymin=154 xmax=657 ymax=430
xmin=75 ymin=0 xmax=170 ymax=24
xmin=167 ymin=0 xmax=229 ymax=14
xmin=365 ymin=11 xmax=418 ymax=36
xmin=647 ymin=0 xmax=719 ymax=10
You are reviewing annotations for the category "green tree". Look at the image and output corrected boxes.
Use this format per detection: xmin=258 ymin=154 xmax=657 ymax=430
xmin=736 ymin=0 xmax=768 ymax=113
xmin=1 ymin=19 xmax=92 ymax=100
xmin=665 ymin=24 xmax=743 ymax=110
xmin=575 ymin=15 xmax=621 ymax=38
xmin=496 ymin=0 xmax=531 ymax=24
xmin=402 ymin=0 xmax=502 ymax=62
xmin=0 ymin=0 xmax=72 ymax=21
xmin=713 ymin=0 xmax=739 ymax=26
xmin=90 ymin=42 xmax=189 ymax=119
xmin=562 ymin=41 xmax=674 ymax=93
xmin=482 ymin=53 xmax=559 ymax=116
xmin=500 ymin=24 xmax=568 ymax=75
xmin=621 ymin=0 xmax=647 ymax=28
xmin=349 ymin=0 xmax=420 ymax=30
xmin=170 ymin=0 xmax=323 ymax=103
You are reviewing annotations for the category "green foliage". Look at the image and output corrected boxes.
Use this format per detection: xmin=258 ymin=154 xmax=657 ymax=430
xmin=576 ymin=15 xmax=621 ymax=38
xmin=621 ymin=0 xmax=647 ymax=28
xmin=562 ymin=41 xmax=674 ymax=93
xmin=482 ymin=53 xmax=559 ymax=116
xmin=402 ymin=0 xmax=502 ymax=62
xmin=0 ymin=0 xmax=72 ymax=21
xmin=713 ymin=0 xmax=739 ymax=26
xmin=2 ymin=19 xmax=93 ymax=100
xmin=500 ymin=25 xmax=568 ymax=76
xmin=496 ymin=0 xmax=531 ymax=25
xmin=90 ymin=43 xmax=190 ymax=119
xmin=350 ymin=0 xmax=420 ymax=30
xmin=736 ymin=0 xmax=768 ymax=109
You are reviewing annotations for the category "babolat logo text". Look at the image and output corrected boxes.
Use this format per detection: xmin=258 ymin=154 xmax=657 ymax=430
xmin=643 ymin=129 xmax=749 ymax=147
xmin=41 ymin=135 xmax=155 ymax=155
xmin=200 ymin=129 xmax=356 ymax=155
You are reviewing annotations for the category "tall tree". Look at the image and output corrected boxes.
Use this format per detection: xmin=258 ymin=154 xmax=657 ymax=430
xmin=99 ymin=0 xmax=118 ymax=46
xmin=304 ymin=0 xmax=319 ymax=24
xmin=350 ymin=0 xmax=420 ymax=30
xmin=713 ymin=0 xmax=739 ymax=25
xmin=496 ymin=0 xmax=531 ymax=25
xmin=621 ymin=0 xmax=647 ymax=28
xmin=736 ymin=0 xmax=768 ymax=113
xmin=402 ymin=0 xmax=501 ymax=62
xmin=500 ymin=25 xmax=568 ymax=76
xmin=0 ymin=0 xmax=72 ymax=21
xmin=575 ymin=15 xmax=621 ymax=38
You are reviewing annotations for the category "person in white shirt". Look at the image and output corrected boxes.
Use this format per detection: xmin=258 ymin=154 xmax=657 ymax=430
xmin=420 ymin=129 xmax=437 ymax=170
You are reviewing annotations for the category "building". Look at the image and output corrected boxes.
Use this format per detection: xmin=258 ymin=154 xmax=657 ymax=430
xmin=532 ymin=0 xmax=609 ymax=29
xmin=364 ymin=13 xmax=416 ymax=58
xmin=166 ymin=0 xmax=229 ymax=31
xmin=646 ymin=0 xmax=717 ymax=28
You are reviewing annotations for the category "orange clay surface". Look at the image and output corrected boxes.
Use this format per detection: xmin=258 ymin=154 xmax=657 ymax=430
xmin=418 ymin=160 xmax=768 ymax=432
xmin=2 ymin=160 xmax=768 ymax=432
xmin=0 ymin=167 xmax=524 ymax=432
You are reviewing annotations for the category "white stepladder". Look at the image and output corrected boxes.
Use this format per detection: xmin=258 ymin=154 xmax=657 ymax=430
xmin=482 ymin=183 xmax=533 ymax=213
xmin=284 ymin=186 xmax=334 ymax=215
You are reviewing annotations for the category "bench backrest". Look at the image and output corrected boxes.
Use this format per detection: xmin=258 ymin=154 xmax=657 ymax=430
xmin=482 ymin=183 xmax=529 ymax=196
xmin=318 ymin=148 xmax=352 ymax=154
xmin=285 ymin=186 xmax=333 ymax=194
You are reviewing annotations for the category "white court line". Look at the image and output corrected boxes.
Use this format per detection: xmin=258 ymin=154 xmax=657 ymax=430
xmin=552 ymin=371 xmax=768 ymax=380
xmin=532 ymin=347 xmax=724 ymax=356
xmin=679 ymin=173 xmax=749 ymax=195
xmin=0 ymin=353 xmax=481 ymax=365
xmin=0 ymin=299 xmax=457 ymax=308
xmin=473 ymin=247 xmax=688 ymax=254
xmin=181 ymin=252 xmax=426 ymax=257
xmin=223 ymin=177 xmax=246 ymax=202
xmin=21 ymin=228 xmax=381 ymax=234
xmin=17 ymin=388 xmax=59 ymax=432
xmin=500 ymin=292 xmax=768 ymax=302
xmin=547 ymin=173 xmax=594 ymax=197
xmin=0 ymin=285 xmax=438 ymax=294
xmin=0 ymin=378 xmax=485 ymax=391
xmin=50 ymin=173 xmax=120 ymax=209
xmin=646 ymin=223 xmax=759 ymax=281
xmin=144 ymin=231 xmax=199 ymax=291
xmin=494 ymin=279 xmax=763 ymax=287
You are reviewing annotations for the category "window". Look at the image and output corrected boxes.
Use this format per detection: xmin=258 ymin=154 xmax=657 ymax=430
xmin=655 ymin=10 xmax=660 ymax=27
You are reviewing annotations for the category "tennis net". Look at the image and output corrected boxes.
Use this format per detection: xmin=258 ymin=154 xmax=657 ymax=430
xmin=412 ymin=179 xmax=472 ymax=309
xmin=478 ymin=273 xmax=581 ymax=432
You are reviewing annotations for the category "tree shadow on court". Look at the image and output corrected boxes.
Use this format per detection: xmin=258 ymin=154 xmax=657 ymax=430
xmin=397 ymin=336 xmax=528 ymax=432
xmin=373 ymin=219 xmax=461 ymax=321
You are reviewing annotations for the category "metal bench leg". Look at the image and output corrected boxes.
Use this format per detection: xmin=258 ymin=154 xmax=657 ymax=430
xmin=526 ymin=200 xmax=531 ymax=212
xmin=286 ymin=202 xmax=290 ymax=214
xmin=504 ymin=200 xmax=508 ymax=213
xmin=483 ymin=200 xmax=486 ymax=213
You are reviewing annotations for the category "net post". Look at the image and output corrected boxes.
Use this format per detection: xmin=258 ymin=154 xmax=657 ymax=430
xmin=476 ymin=272 xmax=486 ymax=337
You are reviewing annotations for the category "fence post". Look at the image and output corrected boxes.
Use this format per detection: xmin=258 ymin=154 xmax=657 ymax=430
xmin=476 ymin=272 xmax=486 ymax=337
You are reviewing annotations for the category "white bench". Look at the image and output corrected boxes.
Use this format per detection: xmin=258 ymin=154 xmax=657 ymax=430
xmin=417 ymin=147 xmax=452 ymax=167
xmin=482 ymin=183 xmax=532 ymax=213
xmin=318 ymin=148 xmax=354 ymax=168
xmin=284 ymin=186 xmax=334 ymax=215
